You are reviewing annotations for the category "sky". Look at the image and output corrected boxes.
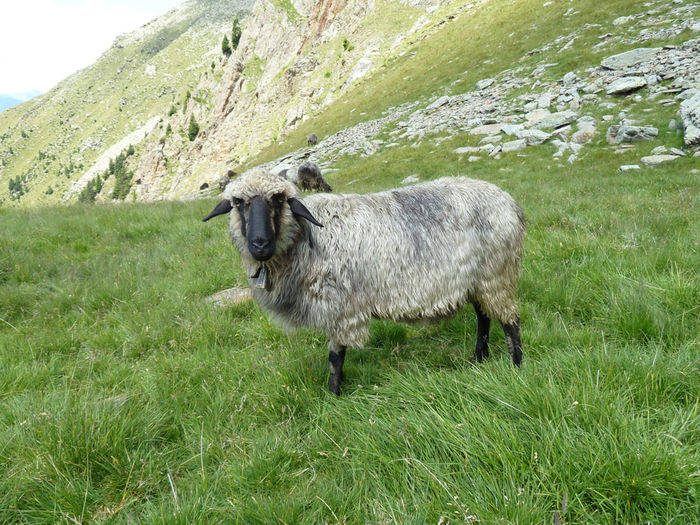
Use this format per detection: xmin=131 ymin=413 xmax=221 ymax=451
xmin=0 ymin=0 xmax=185 ymax=95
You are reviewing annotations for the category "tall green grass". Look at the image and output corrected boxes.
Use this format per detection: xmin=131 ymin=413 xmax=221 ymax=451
xmin=1 ymin=136 xmax=697 ymax=522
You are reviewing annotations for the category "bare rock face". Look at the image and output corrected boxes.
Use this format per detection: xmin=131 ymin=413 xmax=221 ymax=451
xmin=680 ymin=93 xmax=700 ymax=146
xmin=134 ymin=146 xmax=169 ymax=201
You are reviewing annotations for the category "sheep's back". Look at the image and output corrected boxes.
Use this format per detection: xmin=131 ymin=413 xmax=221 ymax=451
xmin=300 ymin=177 xmax=524 ymax=322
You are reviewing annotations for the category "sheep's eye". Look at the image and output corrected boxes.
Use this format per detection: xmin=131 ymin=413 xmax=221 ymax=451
xmin=232 ymin=197 xmax=243 ymax=206
xmin=272 ymin=193 xmax=285 ymax=204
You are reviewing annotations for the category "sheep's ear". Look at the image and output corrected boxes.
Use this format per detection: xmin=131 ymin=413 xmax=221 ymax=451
xmin=202 ymin=200 xmax=233 ymax=222
xmin=288 ymin=198 xmax=323 ymax=228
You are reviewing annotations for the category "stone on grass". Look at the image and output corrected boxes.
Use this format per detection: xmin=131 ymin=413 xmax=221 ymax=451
xmin=532 ymin=110 xmax=579 ymax=130
xmin=455 ymin=146 xmax=481 ymax=155
xmin=515 ymin=129 xmax=551 ymax=145
xmin=641 ymin=155 xmax=678 ymax=167
xmin=601 ymin=47 xmax=661 ymax=70
xmin=475 ymin=78 xmax=495 ymax=90
xmin=680 ymin=93 xmax=700 ymax=146
xmin=206 ymin=287 xmax=252 ymax=307
xmin=619 ymin=164 xmax=641 ymax=172
xmin=401 ymin=174 xmax=420 ymax=185
xmin=426 ymin=96 xmax=450 ymax=110
xmin=606 ymin=125 xmax=658 ymax=144
xmin=470 ymin=123 xmax=505 ymax=135
xmin=501 ymin=139 xmax=527 ymax=153
xmin=606 ymin=76 xmax=647 ymax=95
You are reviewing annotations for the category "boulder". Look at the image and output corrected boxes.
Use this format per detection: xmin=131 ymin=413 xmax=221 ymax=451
xmin=606 ymin=125 xmax=658 ymax=144
xmin=501 ymin=139 xmax=527 ymax=153
xmin=680 ymin=93 xmax=700 ymax=146
xmin=606 ymin=76 xmax=647 ymax=95
xmin=601 ymin=48 xmax=661 ymax=70
xmin=475 ymin=78 xmax=495 ymax=90
xmin=532 ymin=110 xmax=579 ymax=130
xmin=641 ymin=155 xmax=678 ymax=167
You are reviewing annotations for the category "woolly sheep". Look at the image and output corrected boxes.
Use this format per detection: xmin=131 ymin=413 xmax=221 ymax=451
xmin=203 ymin=168 xmax=525 ymax=395
xmin=295 ymin=161 xmax=332 ymax=192
xmin=307 ymin=133 xmax=318 ymax=146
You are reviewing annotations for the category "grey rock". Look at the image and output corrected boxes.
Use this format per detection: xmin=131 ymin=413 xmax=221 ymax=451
xmin=606 ymin=76 xmax=648 ymax=95
xmin=651 ymin=146 xmax=668 ymax=155
xmin=514 ymin=129 xmax=551 ymax=145
xmin=206 ymin=287 xmax=252 ymax=307
xmin=641 ymin=155 xmax=678 ymax=167
xmin=468 ymin=156 xmax=481 ymax=162
xmin=562 ymin=72 xmax=578 ymax=86
xmin=479 ymin=135 xmax=502 ymax=145
xmin=476 ymin=78 xmax=495 ymax=90
xmin=619 ymin=165 xmax=641 ymax=172
xmin=601 ymin=47 xmax=661 ymax=69
xmin=427 ymin=96 xmax=450 ymax=110
xmin=501 ymin=124 xmax=524 ymax=136
xmin=532 ymin=110 xmax=579 ymax=130
xmin=606 ymin=124 xmax=658 ymax=144
xmin=501 ymin=139 xmax=527 ymax=153
xmin=525 ymin=108 xmax=551 ymax=126
xmin=571 ymin=117 xmax=597 ymax=144
xmin=470 ymin=123 xmax=505 ymax=135
xmin=669 ymin=148 xmax=685 ymax=156
xmin=677 ymin=89 xmax=699 ymax=101
xmin=480 ymin=143 xmax=496 ymax=153
xmin=401 ymin=174 xmax=420 ymax=185
xmin=680 ymin=93 xmax=700 ymax=146
xmin=669 ymin=119 xmax=679 ymax=130
xmin=455 ymin=146 xmax=481 ymax=154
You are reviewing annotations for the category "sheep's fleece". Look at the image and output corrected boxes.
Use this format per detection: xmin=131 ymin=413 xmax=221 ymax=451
xmin=215 ymin=169 xmax=525 ymax=351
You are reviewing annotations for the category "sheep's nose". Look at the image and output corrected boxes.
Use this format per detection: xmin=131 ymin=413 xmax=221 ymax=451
xmin=251 ymin=238 xmax=269 ymax=250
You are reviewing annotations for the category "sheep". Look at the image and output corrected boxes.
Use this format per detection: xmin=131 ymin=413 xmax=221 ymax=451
xmin=295 ymin=161 xmax=333 ymax=192
xmin=203 ymin=168 xmax=525 ymax=395
xmin=307 ymin=133 xmax=318 ymax=146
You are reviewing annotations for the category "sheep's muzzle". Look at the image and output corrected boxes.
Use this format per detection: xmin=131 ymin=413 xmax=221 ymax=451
xmin=247 ymin=196 xmax=276 ymax=261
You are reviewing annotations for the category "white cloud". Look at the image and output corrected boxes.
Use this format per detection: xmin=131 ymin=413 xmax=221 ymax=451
xmin=0 ymin=0 xmax=179 ymax=94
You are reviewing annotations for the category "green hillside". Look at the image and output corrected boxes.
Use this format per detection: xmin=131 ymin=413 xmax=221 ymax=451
xmin=0 ymin=0 xmax=253 ymax=207
xmin=0 ymin=0 xmax=698 ymax=522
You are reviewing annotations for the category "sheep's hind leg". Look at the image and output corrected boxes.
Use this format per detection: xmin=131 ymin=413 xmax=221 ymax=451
xmin=328 ymin=341 xmax=347 ymax=396
xmin=501 ymin=318 xmax=522 ymax=367
xmin=471 ymin=303 xmax=491 ymax=363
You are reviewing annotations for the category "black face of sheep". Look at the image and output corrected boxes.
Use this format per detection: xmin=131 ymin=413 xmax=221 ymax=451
xmin=203 ymin=194 xmax=322 ymax=262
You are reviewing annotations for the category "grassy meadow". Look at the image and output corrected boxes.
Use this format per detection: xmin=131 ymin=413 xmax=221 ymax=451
xmin=1 ymin=132 xmax=698 ymax=522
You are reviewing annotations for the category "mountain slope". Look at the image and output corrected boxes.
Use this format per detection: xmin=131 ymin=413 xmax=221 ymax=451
xmin=0 ymin=0 xmax=254 ymax=207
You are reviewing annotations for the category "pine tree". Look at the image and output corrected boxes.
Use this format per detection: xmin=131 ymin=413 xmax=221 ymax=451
xmin=221 ymin=35 xmax=232 ymax=56
xmin=188 ymin=116 xmax=200 ymax=142
xmin=231 ymin=18 xmax=242 ymax=50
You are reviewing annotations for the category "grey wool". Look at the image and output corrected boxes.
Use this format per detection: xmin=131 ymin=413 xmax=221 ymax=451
xmin=206 ymin=168 xmax=526 ymax=394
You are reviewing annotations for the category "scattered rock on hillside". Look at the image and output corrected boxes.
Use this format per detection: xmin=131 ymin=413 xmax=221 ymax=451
xmin=606 ymin=124 xmax=658 ymax=144
xmin=606 ymin=76 xmax=648 ymax=95
xmin=532 ymin=110 xmax=579 ymax=130
xmin=619 ymin=164 xmax=641 ymax=172
xmin=601 ymin=47 xmax=662 ymax=69
xmin=501 ymin=139 xmax=527 ymax=153
xmin=475 ymin=78 xmax=495 ymax=90
xmin=571 ymin=117 xmax=597 ymax=144
xmin=680 ymin=93 xmax=700 ymax=146
xmin=641 ymin=155 xmax=679 ymax=167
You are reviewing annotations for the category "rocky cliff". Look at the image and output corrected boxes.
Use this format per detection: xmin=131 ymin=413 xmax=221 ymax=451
xmin=128 ymin=0 xmax=469 ymax=200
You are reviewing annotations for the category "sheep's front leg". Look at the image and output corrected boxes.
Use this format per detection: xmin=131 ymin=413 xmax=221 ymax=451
xmin=328 ymin=341 xmax=347 ymax=396
xmin=501 ymin=318 xmax=522 ymax=367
